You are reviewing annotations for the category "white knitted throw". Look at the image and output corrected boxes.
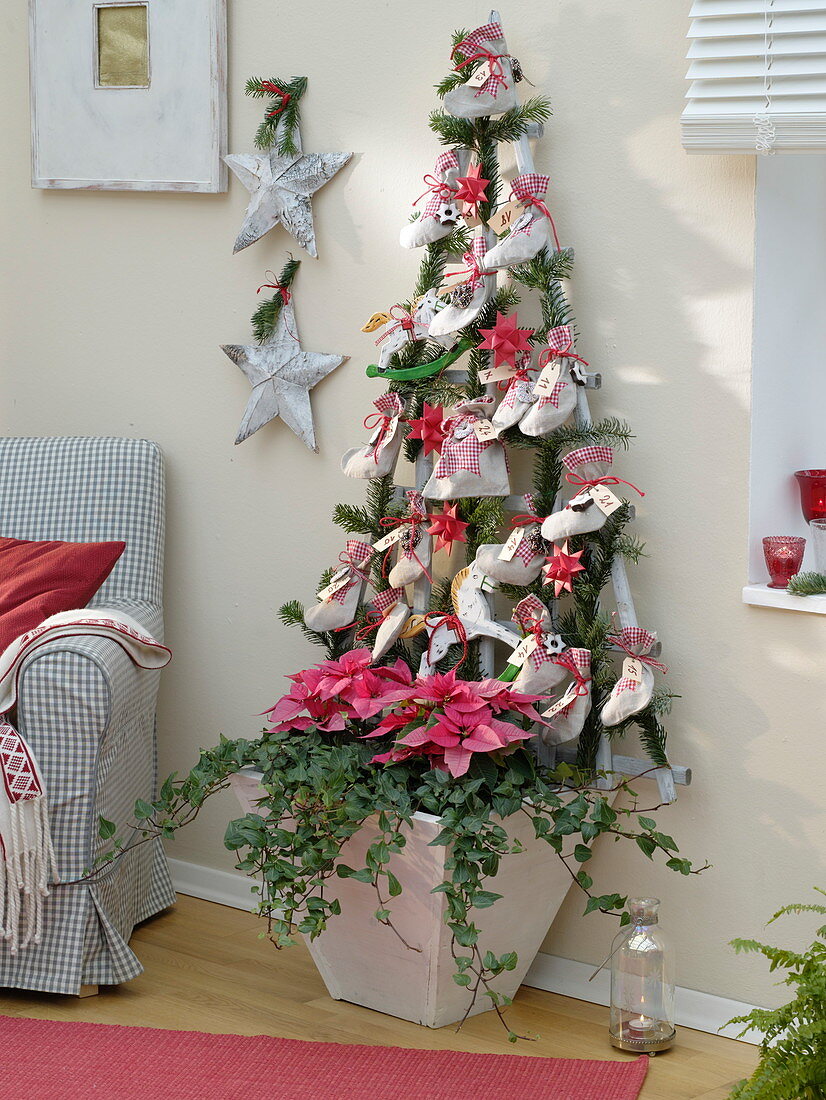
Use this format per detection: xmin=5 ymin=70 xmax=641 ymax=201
xmin=0 ymin=609 xmax=171 ymax=954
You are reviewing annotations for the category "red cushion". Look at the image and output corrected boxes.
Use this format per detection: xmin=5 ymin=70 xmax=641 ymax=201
xmin=0 ymin=537 xmax=126 ymax=653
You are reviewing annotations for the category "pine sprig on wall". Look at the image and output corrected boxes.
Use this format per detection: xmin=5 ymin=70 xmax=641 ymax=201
xmin=246 ymin=76 xmax=308 ymax=156
xmin=250 ymin=256 xmax=301 ymax=343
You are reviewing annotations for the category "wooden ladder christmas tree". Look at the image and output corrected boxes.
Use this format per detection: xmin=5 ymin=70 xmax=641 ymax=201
xmin=296 ymin=11 xmax=690 ymax=806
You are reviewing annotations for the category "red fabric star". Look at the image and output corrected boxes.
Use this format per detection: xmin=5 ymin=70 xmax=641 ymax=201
xmin=427 ymin=504 xmax=469 ymax=555
xmin=477 ymin=312 xmax=534 ymax=368
xmin=407 ymin=402 xmax=445 ymax=456
xmin=454 ymin=163 xmax=490 ymax=218
xmin=542 ymin=540 xmax=585 ymax=597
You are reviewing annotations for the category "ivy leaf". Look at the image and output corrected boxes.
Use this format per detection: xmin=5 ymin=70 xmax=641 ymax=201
xmin=386 ymin=872 xmax=403 ymax=897
xmin=98 ymin=816 xmax=117 ymax=840
xmin=635 ymin=836 xmax=656 ymax=859
xmin=134 ymin=799 xmax=154 ymax=820
xmin=573 ymin=844 xmax=593 ymax=863
xmin=473 ymin=891 xmax=503 ymax=909
xmin=453 ymin=973 xmax=471 ymax=986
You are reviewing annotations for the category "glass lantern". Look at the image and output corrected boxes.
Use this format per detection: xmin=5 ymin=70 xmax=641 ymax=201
xmin=609 ymin=898 xmax=676 ymax=1054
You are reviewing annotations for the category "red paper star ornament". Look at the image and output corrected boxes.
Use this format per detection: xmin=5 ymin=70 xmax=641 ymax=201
xmin=427 ymin=503 xmax=469 ymax=555
xmin=407 ymin=402 xmax=445 ymax=456
xmin=542 ymin=540 xmax=586 ymax=597
xmin=454 ymin=163 xmax=490 ymax=219
xmin=477 ymin=311 xmax=534 ymax=368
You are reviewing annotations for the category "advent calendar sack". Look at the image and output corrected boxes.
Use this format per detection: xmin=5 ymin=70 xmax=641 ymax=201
xmin=600 ymin=626 xmax=666 ymax=727
xmin=423 ymin=397 xmax=509 ymax=500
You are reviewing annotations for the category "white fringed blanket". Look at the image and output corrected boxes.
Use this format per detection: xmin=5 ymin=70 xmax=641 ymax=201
xmin=0 ymin=610 xmax=171 ymax=954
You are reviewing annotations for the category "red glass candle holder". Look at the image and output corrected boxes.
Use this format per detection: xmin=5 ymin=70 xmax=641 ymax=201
xmin=762 ymin=536 xmax=806 ymax=589
xmin=794 ymin=470 xmax=826 ymax=523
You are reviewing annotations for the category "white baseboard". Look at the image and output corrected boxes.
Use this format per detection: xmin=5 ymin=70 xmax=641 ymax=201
xmin=169 ymin=858 xmax=762 ymax=1046
xmin=168 ymin=857 xmax=258 ymax=911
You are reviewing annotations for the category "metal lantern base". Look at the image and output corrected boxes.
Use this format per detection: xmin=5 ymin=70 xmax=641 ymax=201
xmin=610 ymin=1028 xmax=676 ymax=1055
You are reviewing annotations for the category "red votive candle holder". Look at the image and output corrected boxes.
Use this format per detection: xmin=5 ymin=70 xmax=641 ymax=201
xmin=794 ymin=470 xmax=826 ymax=523
xmin=762 ymin=536 xmax=806 ymax=589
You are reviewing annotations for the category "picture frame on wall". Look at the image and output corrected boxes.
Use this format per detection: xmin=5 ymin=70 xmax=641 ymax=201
xmin=28 ymin=0 xmax=227 ymax=192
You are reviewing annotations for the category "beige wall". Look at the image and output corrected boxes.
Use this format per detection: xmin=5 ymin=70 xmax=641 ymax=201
xmin=4 ymin=0 xmax=823 ymax=1010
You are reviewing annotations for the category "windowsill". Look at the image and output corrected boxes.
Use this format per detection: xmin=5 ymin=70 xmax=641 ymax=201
xmin=742 ymin=584 xmax=826 ymax=615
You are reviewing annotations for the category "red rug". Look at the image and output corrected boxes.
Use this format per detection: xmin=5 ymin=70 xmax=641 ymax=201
xmin=0 ymin=1016 xmax=648 ymax=1100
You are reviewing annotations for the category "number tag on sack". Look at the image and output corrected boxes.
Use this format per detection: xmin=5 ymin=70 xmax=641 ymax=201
xmin=533 ymin=360 xmax=562 ymax=395
xmin=472 ymin=418 xmax=498 ymax=443
xmin=478 ymin=363 xmax=516 ymax=384
xmin=508 ymin=634 xmax=538 ymax=667
xmin=488 ymin=199 xmax=524 ymax=237
xmin=590 ymin=484 xmax=622 ymax=516
xmin=498 ymin=527 xmax=524 ymax=561
xmin=466 ymin=60 xmax=492 ymax=88
xmin=373 ymin=526 xmax=407 ymax=553
xmin=316 ymin=567 xmax=351 ymax=602
xmin=542 ymin=682 xmax=579 ymax=720
xmin=622 ymin=656 xmax=643 ymax=683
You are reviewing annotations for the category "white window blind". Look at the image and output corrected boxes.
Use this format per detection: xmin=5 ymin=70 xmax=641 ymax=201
xmin=682 ymin=0 xmax=826 ymax=153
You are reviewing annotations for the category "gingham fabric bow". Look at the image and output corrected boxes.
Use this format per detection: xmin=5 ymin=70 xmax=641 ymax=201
xmin=534 ymin=328 xmax=587 ymax=409
xmin=512 ymin=595 xmax=566 ymax=671
xmin=510 ymin=173 xmax=561 ymax=250
xmin=416 ymin=151 xmax=460 ymax=220
xmin=354 ymin=587 xmax=406 ymax=643
xmin=433 ymin=398 xmax=497 ymax=480
xmin=608 ymin=627 xmax=667 ymax=695
xmin=505 ymin=494 xmax=547 ymax=565
xmin=457 ymin=235 xmax=489 ymax=292
xmin=378 ymin=491 xmax=432 ymax=581
xmin=552 ymin=648 xmax=592 ymax=712
xmin=364 ymin=392 xmax=404 ymax=462
xmin=453 ymin=23 xmax=509 ymax=99
xmin=563 ymin=446 xmax=644 ymax=502
xmin=331 ymin=539 xmax=373 ymax=603
xmin=500 ymin=350 xmax=536 ymax=411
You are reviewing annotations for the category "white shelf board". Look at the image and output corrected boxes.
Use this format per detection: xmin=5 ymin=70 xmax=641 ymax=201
xmin=742 ymin=583 xmax=826 ymax=615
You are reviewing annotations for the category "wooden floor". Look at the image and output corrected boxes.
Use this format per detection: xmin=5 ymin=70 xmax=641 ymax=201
xmin=0 ymin=895 xmax=757 ymax=1099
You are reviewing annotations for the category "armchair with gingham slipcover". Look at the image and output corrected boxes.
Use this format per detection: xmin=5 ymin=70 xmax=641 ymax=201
xmin=0 ymin=437 xmax=175 ymax=993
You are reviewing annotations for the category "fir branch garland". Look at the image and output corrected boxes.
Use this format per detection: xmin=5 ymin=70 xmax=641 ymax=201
xmin=246 ymin=76 xmax=308 ymax=156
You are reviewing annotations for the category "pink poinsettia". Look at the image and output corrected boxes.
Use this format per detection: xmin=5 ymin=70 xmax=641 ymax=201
xmin=369 ymin=673 xmax=542 ymax=778
xmin=265 ymin=650 xmax=414 ymax=735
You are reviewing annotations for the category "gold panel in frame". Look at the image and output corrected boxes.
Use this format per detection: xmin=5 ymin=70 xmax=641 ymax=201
xmin=97 ymin=4 xmax=149 ymax=88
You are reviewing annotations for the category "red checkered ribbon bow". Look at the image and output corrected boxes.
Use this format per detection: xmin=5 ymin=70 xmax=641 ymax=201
xmin=378 ymin=491 xmax=432 ymax=582
xmin=563 ymin=446 xmax=644 ymax=500
xmin=331 ymin=540 xmax=373 ymax=603
xmin=506 ymin=494 xmax=547 ymax=565
xmin=434 ymin=398 xmax=496 ymax=479
xmin=415 ymin=151 xmax=460 ymax=219
xmin=510 ymin=173 xmax=561 ymax=251
xmin=608 ymin=627 xmax=667 ymax=674
xmin=452 ymin=23 xmax=509 ymax=99
xmin=363 ymin=392 xmax=404 ymax=463
xmin=260 ymin=81 xmax=292 ymax=119
xmin=424 ymin=611 xmax=468 ymax=671
xmin=375 ymin=304 xmax=418 ymax=347
xmin=511 ymin=596 xmax=566 ymax=670
xmin=540 ymin=326 xmax=588 ymax=369
xmin=499 ymin=349 xmax=535 ymax=403
xmin=354 ymin=587 xmax=405 ymax=643
xmin=553 ymin=648 xmax=592 ymax=706
xmin=450 ymin=235 xmax=489 ymax=293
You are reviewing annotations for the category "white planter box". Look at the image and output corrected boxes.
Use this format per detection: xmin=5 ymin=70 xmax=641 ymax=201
xmin=230 ymin=767 xmax=580 ymax=1028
